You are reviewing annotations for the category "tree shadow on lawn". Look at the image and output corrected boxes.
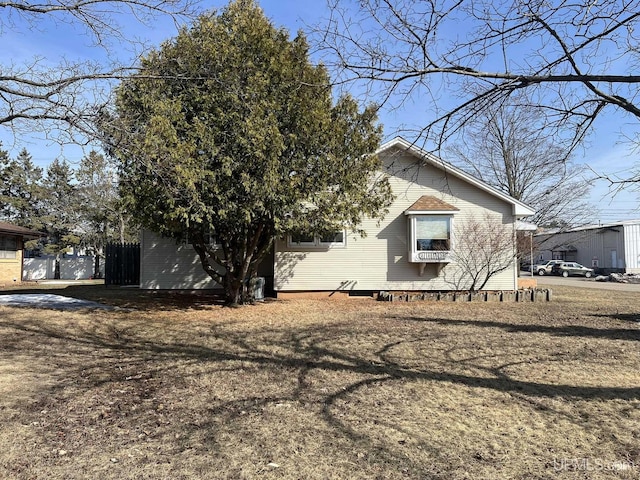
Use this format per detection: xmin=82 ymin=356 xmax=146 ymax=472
xmin=396 ymin=315 xmax=640 ymax=342
xmin=1 ymin=311 xmax=639 ymax=402
xmin=591 ymin=312 xmax=640 ymax=324
xmin=1 ymin=309 xmax=639 ymax=478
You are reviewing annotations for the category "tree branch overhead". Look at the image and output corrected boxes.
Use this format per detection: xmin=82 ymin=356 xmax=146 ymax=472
xmin=317 ymin=0 xmax=640 ymax=182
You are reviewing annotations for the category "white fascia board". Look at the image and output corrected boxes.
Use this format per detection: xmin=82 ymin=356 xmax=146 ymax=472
xmin=516 ymin=220 xmax=538 ymax=231
xmin=378 ymin=137 xmax=536 ymax=218
xmin=404 ymin=210 xmax=456 ymax=215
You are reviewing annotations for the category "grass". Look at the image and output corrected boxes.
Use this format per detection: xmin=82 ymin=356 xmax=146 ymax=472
xmin=0 ymin=284 xmax=639 ymax=479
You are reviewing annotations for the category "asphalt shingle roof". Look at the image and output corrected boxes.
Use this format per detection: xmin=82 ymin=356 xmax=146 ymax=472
xmin=405 ymin=195 xmax=459 ymax=212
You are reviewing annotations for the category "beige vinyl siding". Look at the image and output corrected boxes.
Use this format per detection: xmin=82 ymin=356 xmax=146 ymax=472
xmin=140 ymin=230 xmax=220 ymax=290
xmin=274 ymin=147 xmax=518 ymax=292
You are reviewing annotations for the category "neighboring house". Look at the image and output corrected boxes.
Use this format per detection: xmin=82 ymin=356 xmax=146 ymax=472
xmin=535 ymin=221 xmax=640 ymax=274
xmin=140 ymin=137 xmax=535 ymax=294
xmin=0 ymin=222 xmax=43 ymax=286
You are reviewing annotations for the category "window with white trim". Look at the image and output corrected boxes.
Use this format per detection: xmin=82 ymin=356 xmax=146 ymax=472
xmin=288 ymin=230 xmax=346 ymax=248
xmin=319 ymin=231 xmax=344 ymax=245
xmin=415 ymin=216 xmax=450 ymax=251
xmin=406 ymin=214 xmax=454 ymax=263
xmin=289 ymin=232 xmax=316 ymax=247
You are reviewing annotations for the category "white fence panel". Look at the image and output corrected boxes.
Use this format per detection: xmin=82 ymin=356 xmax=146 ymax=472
xmin=60 ymin=257 xmax=95 ymax=280
xmin=23 ymin=258 xmax=53 ymax=280
xmin=23 ymin=256 xmax=100 ymax=280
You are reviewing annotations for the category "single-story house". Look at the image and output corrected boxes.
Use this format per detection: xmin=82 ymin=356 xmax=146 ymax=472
xmin=0 ymin=222 xmax=43 ymax=286
xmin=140 ymin=137 xmax=535 ymax=295
xmin=535 ymin=220 xmax=640 ymax=274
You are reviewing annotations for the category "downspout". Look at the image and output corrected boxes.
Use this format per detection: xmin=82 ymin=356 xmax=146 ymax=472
xmin=19 ymin=236 xmax=24 ymax=284
xmin=512 ymin=219 xmax=518 ymax=290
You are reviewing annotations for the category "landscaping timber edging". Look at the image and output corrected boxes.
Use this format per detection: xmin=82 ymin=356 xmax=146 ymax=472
xmin=377 ymin=289 xmax=552 ymax=302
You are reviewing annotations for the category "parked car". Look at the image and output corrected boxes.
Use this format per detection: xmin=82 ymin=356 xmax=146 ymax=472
xmin=553 ymin=262 xmax=595 ymax=278
xmin=533 ymin=260 xmax=564 ymax=276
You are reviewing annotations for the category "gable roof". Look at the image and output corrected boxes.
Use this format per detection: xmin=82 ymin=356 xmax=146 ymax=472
xmin=0 ymin=222 xmax=44 ymax=239
xmin=404 ymin=195 xmax=459 ymax=214
xmin=377 ymin=137 xmax=536 ymax=217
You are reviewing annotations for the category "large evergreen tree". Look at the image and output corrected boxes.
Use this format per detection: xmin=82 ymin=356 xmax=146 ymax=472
xmin=0 ymin=147 xmax=46 ymax=230
xmin=42 ymin=158 xmax=80 ymax=277
xmin=107 ymin=0 xmax=393 ymax=304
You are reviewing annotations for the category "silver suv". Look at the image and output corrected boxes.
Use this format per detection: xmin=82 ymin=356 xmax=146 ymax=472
xmin=533 ymin=260 xmax=564 ymax=276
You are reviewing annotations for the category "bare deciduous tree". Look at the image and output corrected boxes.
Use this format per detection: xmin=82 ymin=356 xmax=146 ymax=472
xmin=444 ymin=214 xmax=516 ymax=291
xmin=318 ymin=0 xmax=640 ymax=185
xmin=449 ymin=98 xmax=594 ymax=227
xmin=1 ymin=0 xmax=198 ymax=143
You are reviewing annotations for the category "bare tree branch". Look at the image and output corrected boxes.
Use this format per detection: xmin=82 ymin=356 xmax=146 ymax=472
xmin=448 ymin=94 xmax=595 ymax=227
xmin=316 ymin=0 xmax=640 ymax=185
xmin=443 ymin=213 xmax=516 ymax=291
xmin=0 ymin=0 xmax=199 ymax=144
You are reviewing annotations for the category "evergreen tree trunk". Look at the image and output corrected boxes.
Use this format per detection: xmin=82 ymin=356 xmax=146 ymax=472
xmin=93 ymin=254 xmax=100 ymax=279
xmin=223 ymin=274 xmax=245 ymax=306
xmin=54 ymin=255 xmax=61 ymax=279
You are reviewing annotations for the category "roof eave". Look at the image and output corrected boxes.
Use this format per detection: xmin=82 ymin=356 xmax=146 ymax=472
xmin=514 ymin=204 xmax=536 ymax=217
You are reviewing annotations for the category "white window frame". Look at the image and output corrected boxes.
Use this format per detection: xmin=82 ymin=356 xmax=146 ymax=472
xmin=318 ymin=230 xmax=345 ymax=246
xmin=405 ymin=212 xmax=455 ymax=263
xmin=288 ymin=232 xmax=317 ymax=247
xmin=287 ymin=230 xmax=346 ymax=249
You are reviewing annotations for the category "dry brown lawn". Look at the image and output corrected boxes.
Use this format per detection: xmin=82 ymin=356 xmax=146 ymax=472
xmin=0 ymin=284 xmax=639 ymax=479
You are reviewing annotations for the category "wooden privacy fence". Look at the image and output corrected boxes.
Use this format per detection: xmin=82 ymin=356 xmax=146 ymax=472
xmin=105 ymin=243 xmax=140 ymax=286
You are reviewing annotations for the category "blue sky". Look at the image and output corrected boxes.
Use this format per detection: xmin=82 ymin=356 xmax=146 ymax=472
xmin=1 ymin=0 xmax=638 ymax=223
